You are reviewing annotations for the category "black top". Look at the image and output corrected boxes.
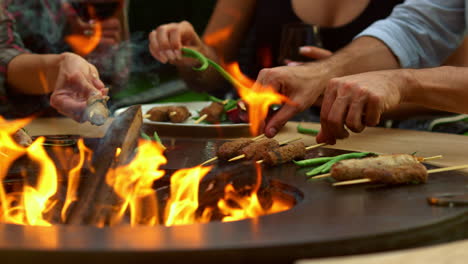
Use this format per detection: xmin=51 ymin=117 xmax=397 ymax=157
xmin=239 ymin=0 xmax=404 ymax=78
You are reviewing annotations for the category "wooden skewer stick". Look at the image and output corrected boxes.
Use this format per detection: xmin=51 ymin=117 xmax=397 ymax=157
xmin=229 ymin=154 xmax=246 ymax=162
xmin=305 ymin=143 xmax=327 ymax=150
xmin=252 ymin=134 xmax=266 ymax=141
xmin=333 ymin=164 xmax=468 ymax=187
xmin=195 ymin=114 xmax=208 ymax=124
xmin=143 ymin=114 xmax=151 ymax=119
xmin=201 ymin=157 xmax=218 ymax=166
xmin=222 ymin=99 xmax=230 ymax=105
xmin=200 ymin=134 xmax=266 ymax=166
xmin=310 ymin=155 xmax=444 ymax=180
xmin=229 ymin=137 xmax=304 ymax=162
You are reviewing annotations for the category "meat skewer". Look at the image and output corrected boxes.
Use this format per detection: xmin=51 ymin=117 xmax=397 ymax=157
xmin=198 ymin=102 xmax=224 ymax=124
xmin=261 ymin=141 xmax=306 ymax=166
xmin=311 ymin=155 xmax=442 ymax=180
xmin=145 ymin=106 xmax=191 ymax=123
xmin=200 ymin=134 xmax=265 ymax=165
xmin=228 ymin=137 xmax=305 ymax=162
xmin=333 ymin=164 xmax=468 ymax=186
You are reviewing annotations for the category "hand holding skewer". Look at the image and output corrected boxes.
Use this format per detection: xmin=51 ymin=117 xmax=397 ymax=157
xmin=50 ymin=53 xmax=109 ymax=126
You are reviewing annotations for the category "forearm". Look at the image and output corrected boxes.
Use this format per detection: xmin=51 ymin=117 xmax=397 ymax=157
xmin=321 ymin=36 xmax=400 ymax=79
xmin=404 ymin=66 xmax=468 ymax=113
xmin=7 ymin=53 xmax=62 ymax=95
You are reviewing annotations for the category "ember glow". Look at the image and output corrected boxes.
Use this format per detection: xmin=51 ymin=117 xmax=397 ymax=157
xmin=225 ymin=63 xmax=292 ymax=135
xmin=0 ymin=118 xmax=293 ymax=227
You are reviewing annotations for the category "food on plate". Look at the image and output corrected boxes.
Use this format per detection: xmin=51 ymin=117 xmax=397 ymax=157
xmin=199 ymin=102 xmax=224 ymax=123
xmin=330 ymin=154 xmax=428 ymax=184
xmin=145 ymin=106 xmax=191 ymax=123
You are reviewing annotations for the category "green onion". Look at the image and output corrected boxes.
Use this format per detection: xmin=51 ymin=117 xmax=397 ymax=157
xmin=141 ymin=132 xmax=152 ymax=141
xmin=297 ymin=124 xmax=319 ymax=136
xmin=182 ymin=47 xmax=244 ymax=88
xmin=293 ymin=157 xmax=334 ymax=167
xmin=305 ymin=152 xmax=374 ymax=176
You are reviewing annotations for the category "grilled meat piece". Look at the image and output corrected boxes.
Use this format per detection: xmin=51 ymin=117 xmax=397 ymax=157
xmin=200 ymin=102 xmax=224 ymax=123
xmin=167 ymin=106 xmax=191 ymax=123
xmin=241 ymin=138 xmax=280 ymax=160
xmin=331 ymin=154 xmax=426 ymax=183
xmin=146 ymin=106 xmax=191 ymax=123
xmin=216 ymin=139 xmax=254 ymax=161
xmin=146 ymin=106 xmax=170 ymax=122
xmin=12 ymin=129 xmax=32 ymax=147
xmin=263 ymin=141 xmax=306 ymax=166
xmin=365 ymin=163 xmax=428 ymax=184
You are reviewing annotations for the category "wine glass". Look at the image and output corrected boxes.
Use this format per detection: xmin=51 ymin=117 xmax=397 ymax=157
xmin=277 ymin=22 xmax=323 ymax=65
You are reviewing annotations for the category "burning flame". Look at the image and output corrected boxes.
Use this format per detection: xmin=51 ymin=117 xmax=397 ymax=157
xmin=164 ymin=166 xmax=211 ymax=226
xmin=217 ymin=164 xmax=289 ymax=222
xmin=61 ymin=139 xmax=92 ymax=222
xmin=106 ymin=140 xmax=167 ymax=226
xmin=65 ymin=7 xmax=102 ymax=56
xmin=225 ymin=63 xmax=292 ymax=135
xmin=0 ymin=118 xmax=292 ymax=227
xmin=0 ymin=117 xmax=57 ymax=226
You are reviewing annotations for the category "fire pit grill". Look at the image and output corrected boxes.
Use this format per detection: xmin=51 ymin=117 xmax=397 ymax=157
xmin=1 ymin=137 xmax=468 ymax=264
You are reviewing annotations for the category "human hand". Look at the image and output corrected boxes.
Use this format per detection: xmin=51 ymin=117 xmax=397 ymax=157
xmin=284 ymin=46 xmax=333 ymax=66
xmin=255 ymin=63 xmax=334 ymax=137
xmin=50 ymin=53 xmax=108 ymax=122
xmin=149 ymin=21 xmax=204 ymax=66
xmin=317 ymin=70 xmax=407 ymax=144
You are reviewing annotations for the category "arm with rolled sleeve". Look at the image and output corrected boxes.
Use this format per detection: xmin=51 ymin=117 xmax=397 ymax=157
xmin=356 ymin=0 xmax=467 ymax=68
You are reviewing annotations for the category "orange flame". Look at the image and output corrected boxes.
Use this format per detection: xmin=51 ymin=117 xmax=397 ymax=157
xmin=61 ymin=139 xmax=92 ymax=222
xmin=164 ymin=166 xmax=211 ymax=226
xmin=217 ymin=164 xmax=289 ymax=222
xmin=106 ymin=140 xmax=167 ymax=226
xmin=0 ymin=117 xmax=58 ymax=226
xmin=225 ymin=63 xmax=292 ymax=135
xmin=0 ymin=117 xmax=292 ymax=227
xmin=65 ymin=7 xmax=102 ymax=56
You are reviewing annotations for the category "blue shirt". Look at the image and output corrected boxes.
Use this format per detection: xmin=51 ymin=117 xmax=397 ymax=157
xmin=356 ymin=0 xmax=467 ymax=68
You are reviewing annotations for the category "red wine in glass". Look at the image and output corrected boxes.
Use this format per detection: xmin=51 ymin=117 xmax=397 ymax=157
xmin=70 ymin=0 xmax=123 ymax=21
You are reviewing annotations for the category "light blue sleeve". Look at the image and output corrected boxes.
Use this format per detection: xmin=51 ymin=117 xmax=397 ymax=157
xmin=355 ymin=0 xmax=466 ymax=68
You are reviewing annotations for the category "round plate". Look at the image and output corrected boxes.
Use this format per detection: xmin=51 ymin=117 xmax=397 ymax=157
xmin=115 ymin=102 xmax=251 ymax=138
